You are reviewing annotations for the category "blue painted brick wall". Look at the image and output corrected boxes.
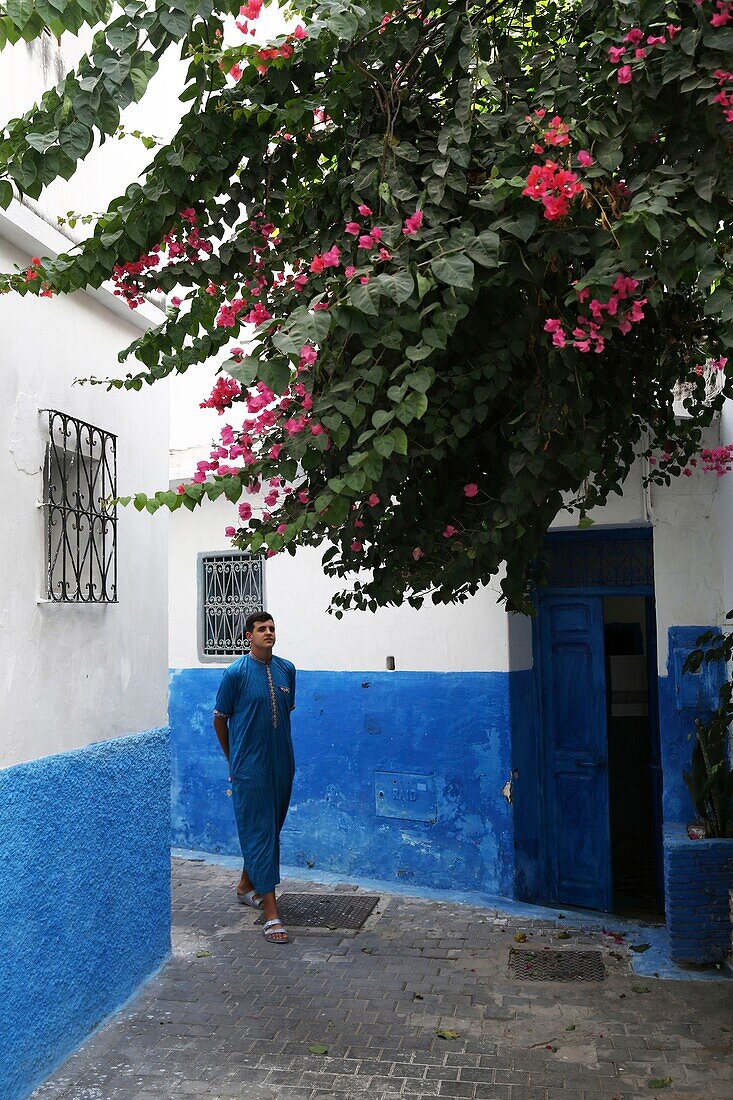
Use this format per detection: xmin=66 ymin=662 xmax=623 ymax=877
xmin=0 ymin=729 xmax=171 ymax=1100
xmin=664 ymin=824 xmax=733 ymax=964
xmin=170 ymin=668 xmax=515 ymax=897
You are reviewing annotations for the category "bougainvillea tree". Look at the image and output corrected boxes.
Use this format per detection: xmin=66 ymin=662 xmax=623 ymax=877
xmin=1 ymin=0 xmax=732 ymax=612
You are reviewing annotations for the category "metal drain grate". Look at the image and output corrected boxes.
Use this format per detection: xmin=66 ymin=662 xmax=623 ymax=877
xmin=255 ymin=893 xmax=380 ymax=930
xmin=509 ymin=948 xmax=606 ymax=982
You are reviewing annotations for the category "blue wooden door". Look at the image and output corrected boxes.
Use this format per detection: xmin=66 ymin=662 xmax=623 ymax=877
xmin=539 ymin=595 xmax=612 ymax=911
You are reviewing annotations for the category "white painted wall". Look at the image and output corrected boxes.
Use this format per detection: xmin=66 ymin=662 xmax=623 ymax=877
xmin=0 ymin=209 xmax=169 ymax=768
xmin=168 ymin=496 xmax=511 ymax=672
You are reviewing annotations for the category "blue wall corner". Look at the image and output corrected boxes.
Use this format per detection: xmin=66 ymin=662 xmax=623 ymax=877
xmin=0 ymin=728 xmax=171 ymax=1100
xmin=170 ymin=668 xmax=515 ymax=897
xmin=660 ymin=626 xmax=726 ymax=826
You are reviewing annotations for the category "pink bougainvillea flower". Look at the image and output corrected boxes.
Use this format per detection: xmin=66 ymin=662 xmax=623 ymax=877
xmin=402 ymin=210 xmax=424 ymax=235
xmin=357 ymin=234 xmax=374 ymax=250
xmin=322 ymin=244 xmax=340 ymax=268
xmin=310 ymin=423 xmax=326 ymax=435
xmin=617 ymin=65 xmax=633 ymax=84
xmin=345 ymin=221 xmax=361 ymax=236
xmin=544 ymin=318 xmax=563 ymax=333
xmin=310 ymin=254 xmax=325 ymax=273
xmin=359 ymin=276 xmax=370 ymax=284
xmin=577 ymin=150 xmax=594 ymax=167
xmin=534 ymin=107 xmax=546 ymax=118
xmin=443 ymin=525 xmax=457 ymax=538
xmin=378 ymin=248 xmax=392 ymax=261
xmin=531 ymin=143 xmax=545 ymax=154
xmin=370 ymin=226 xmax=383 ymax=241
xmin=357 ymin=204 xmax=372 ymax=216
xmin=292 ymin=24 xmax=307 ymax=39
xmin=170 ymin=296 xmax=182 ymax=307
xmin=238 ymin=502 xmax=252 ymax=521
xmin=344 ymin=265 xmax=356 ymax=278
xmin=624 ymin=27 xmax=644 ymax=44
xmin=297 ymin=490 xmax=309 ymax=503
xmin=667 ymin=23 xmax=682 ymax=37
xmin=350 ymin=541 xmax=363 ymax=552
xmin=463 ymin=483 xmax=479 ymax=498
xmin=634 ymin=47 xmax=647 ymax=58
xmin=608 ymin=45 xmax=626 ymax=63
xmin=647 ymin=34 xmax=666 ymax=45
xmin=225 ymin=526 xmax=236 ymax=537
xmin=368 ymin=493 xmax=380 ymax=506
xmin=276 ymin=524 xmax=287 ymax=534
xmin=300 ymin=344 xmax=318 ymax=365
xmin=412 ymin=547 xmax=425 ymax=561
xmin=230 ymin=63 xmax=243 ymax=81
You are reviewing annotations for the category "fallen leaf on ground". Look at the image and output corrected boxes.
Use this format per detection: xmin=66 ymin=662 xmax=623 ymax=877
xmin=361 ymin=947 xmax=373 ymax=954
xmin=195 ymin=950 xmax=211 ymax=958
xmin=648 ymin=1078 xmax=673 ymax=1090
xmin=436 ymin=1029 xmax=460 ymax=1040
xmin=630 ymin=943 xmax=651 ymax=953
xmin=556 ymin=931 xmax=570 ymax=940
xmin=565 ymin=1024 xmax=576 ymax=1031
xmin=513 ymin=932 xmax=527 ymax=943
xmin=632 ymin=985 xmax=651 ymax=994
xmin=308 ymin=1045 xmax=328 ymax=1055
xmin=413 ymin=993 xmax=424 ymax=1000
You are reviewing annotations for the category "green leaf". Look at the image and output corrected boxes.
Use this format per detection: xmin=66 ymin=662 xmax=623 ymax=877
xmin=466 ymin=230 xmax=500 ymax=267
xmin=159 ymin=6 xmax=190 ymax=35
xmin=282 ymin=306 xmax=331 ymax=348
xmin=0 ymin=180 xmax=13 ymax=208
xmin=6 ymin=0 xmax=33 ymax=30
xmin=436 ymin=1029 xmax=460 ymax=1040
xmin=378 ymin=270 xmax=414 ymax=304
xmin=26 ymin=130 xmax=59 ymax=153
xmin=350 ymin=280 xmax=382 ymax=316
xmin=308 ymin=1044 xmax=329 ymax=1055
xmin=259 ymin=358 xmax=291 ymax=395
xmin=431 ymin=252 xmax=474 ymax=289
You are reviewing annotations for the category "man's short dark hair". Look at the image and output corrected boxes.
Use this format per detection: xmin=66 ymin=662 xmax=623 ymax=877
xmin=245 ymin=611 xmax=274 ymax=634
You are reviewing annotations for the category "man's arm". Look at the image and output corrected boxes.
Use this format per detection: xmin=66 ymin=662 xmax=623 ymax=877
xmin=213 ymin=714 xmax=230 ymax=761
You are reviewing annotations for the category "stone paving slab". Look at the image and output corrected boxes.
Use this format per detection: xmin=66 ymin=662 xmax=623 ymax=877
xmin=31 ymin=858 xmax=733 ymax=1100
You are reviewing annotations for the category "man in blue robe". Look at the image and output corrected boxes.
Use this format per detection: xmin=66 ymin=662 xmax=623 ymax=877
xmin=213 ymin=611 xmax=296 ymax=944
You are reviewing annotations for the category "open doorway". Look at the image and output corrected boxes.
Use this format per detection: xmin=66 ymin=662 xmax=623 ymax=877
xmin=603 ymin=596 xmax=663 ymax=917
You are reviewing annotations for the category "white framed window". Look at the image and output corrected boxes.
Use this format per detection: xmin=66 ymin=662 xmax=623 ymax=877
xmin=197 ymin=552 xmax=265 ymax=661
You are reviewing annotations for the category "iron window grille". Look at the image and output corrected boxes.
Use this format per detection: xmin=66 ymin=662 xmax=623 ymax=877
xmin=43 ymin=410 xmax=117 ymax=603
xmin=198 ymin=552 xmax=265 ymax=660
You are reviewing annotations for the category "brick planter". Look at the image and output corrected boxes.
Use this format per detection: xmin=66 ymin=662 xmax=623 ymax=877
xmin=664 ymin=824 xmax=733 ymax=964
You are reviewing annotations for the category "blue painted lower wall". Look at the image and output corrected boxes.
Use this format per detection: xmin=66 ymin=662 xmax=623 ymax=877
xmin=0 ymin=728 xmax=171 ymax=1100
xmin=170 ymin=669 xmax=514 ymax=896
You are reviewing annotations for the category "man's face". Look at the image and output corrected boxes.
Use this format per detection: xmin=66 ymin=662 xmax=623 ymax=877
xmin=248 ymin=618 xmax=276 ymax=650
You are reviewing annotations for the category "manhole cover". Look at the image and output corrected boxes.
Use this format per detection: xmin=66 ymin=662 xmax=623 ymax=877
xmin=255 ymin=893 xmax=380 ymax=929
xmin=509 ymin=948 xmax=606 ymax=982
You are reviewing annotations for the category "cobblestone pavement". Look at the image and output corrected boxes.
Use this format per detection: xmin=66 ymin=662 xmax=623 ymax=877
xmin=33 ymin=858 xmax=733 ymax=1100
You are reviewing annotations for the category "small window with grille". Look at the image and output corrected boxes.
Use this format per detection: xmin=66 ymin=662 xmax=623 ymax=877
xmin=43 ymin=410 xmax=117 ymax=603
xmin=198 ymin=552 xmax=265 ymax=660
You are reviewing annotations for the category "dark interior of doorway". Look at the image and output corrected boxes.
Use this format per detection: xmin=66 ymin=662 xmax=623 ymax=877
xmin=603 ymin=595 xmax=662 ymax=917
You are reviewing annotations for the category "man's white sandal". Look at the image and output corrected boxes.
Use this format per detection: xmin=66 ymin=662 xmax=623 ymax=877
xmin=263 ymin=919 xmax=289 ymax=943
xmin=237 ymin=889 xmax=262 ymax=909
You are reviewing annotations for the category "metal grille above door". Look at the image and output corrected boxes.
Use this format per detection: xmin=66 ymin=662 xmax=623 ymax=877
xmin=199 ymin=552 xmax=265 ymax=659
xmin=543 ymin=532 xmax=653 ymax=589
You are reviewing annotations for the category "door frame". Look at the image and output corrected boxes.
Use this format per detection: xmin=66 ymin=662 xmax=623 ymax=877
xmin=532 ymin=528 xmax=659 ymax=911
